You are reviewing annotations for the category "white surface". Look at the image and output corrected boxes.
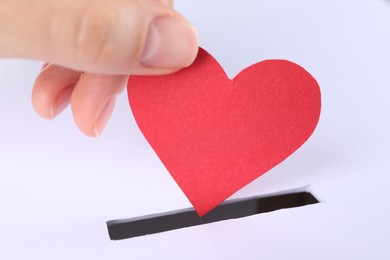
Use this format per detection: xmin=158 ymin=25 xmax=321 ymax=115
xmin=1 ymin=0 xmax=390 ymax=259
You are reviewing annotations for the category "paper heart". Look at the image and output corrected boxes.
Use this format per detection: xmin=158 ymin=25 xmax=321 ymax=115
xmin=128 ymin=48 xmax=321 ymax=216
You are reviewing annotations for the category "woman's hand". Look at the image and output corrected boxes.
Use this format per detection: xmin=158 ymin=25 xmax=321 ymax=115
xmin=0 ymin=0 xmax=198 ymax=136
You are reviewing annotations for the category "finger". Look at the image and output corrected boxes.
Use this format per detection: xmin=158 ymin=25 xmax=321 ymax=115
xmin=70 ymin=73 xmax=127 ymax=137
xmin=32 ymin=65 xmax=81 ymax=119
xmin=167 ymin=0 xmax=174 ymax=8
xmin=0 ymin=0 xmax=198 ymax=75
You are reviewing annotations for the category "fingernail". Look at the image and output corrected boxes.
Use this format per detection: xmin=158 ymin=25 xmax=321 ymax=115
xmin=141 ymin=16 xmax=198 ymax=68
xmin=49 ymin=85 xmax=74 ymax=119
xmin=93 ymin=97 xmax=117 ymax=137
xmin=41 ymin=63 xmax=51 ymax=71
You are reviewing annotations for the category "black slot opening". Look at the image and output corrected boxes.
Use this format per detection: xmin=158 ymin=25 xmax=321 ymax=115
xmin=107 ymin=190 xmax=319 ymax=240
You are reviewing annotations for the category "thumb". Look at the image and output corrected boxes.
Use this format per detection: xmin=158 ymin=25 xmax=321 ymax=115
xmin=0 ymin=0 xmax=198 ymax=74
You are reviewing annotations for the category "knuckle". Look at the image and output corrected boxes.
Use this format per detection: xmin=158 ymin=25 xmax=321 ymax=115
xmin=73 ymin=4 xmax=120 ymax=65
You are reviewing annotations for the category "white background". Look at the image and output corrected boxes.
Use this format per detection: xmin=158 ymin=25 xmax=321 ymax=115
xmin=1 ymin=0 xmax=390 ymax=259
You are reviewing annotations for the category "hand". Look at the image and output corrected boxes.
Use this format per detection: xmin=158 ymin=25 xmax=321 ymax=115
xmin=0 ymin=0 xmax=198 ymax=136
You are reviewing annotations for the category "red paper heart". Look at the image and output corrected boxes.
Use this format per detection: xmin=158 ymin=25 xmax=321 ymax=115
xmin=128 ymin=48 xmax=321 ymax=216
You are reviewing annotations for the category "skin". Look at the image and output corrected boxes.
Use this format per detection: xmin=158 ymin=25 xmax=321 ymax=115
xmin=0 ymin=0 xmax=198 ymax=136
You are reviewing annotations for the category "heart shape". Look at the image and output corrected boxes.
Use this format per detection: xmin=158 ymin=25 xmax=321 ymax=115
xmin=128 ymin=48 xmax=321 ymax=216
